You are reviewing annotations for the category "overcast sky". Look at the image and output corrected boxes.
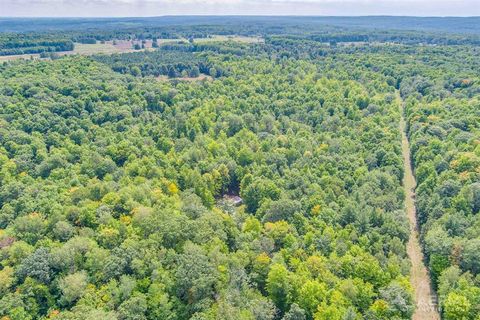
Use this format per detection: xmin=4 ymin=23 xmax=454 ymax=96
xmin=1 ymin=0 xmax=479 ymax=17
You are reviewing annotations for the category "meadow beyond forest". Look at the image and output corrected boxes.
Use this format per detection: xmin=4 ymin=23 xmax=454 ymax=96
xmin=0 ymin=17 xmax=479 ymax=320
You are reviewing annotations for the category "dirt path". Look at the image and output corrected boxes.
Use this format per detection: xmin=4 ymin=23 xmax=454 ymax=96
xmin=398 ymin=95 xmax=440 ymax=320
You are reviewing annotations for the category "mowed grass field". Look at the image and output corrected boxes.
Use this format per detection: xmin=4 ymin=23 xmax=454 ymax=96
xmin=0 ymin=36 xmax=263 ymax=62
xmin=0 ymin=42 xmax=151 ymax=61
xmin=0 ymin=43 xmax=124 ymax=62
xmin=70 ymin=43 xmax=123 ymax=55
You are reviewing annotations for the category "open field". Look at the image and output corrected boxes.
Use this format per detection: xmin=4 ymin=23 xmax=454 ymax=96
xmin=0 ymin=42 xmax=154 ymax=61
xmin=68 ymin=43 xmax=126 ymax=55
xmin=0 ymin=36 xmax=264 ymax=62
xmin=0 ymin=43 xmax=125 ymax=62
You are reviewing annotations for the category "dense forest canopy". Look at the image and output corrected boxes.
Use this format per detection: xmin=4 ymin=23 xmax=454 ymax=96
xmin=0 ymin=16 xmax=479 ymax=320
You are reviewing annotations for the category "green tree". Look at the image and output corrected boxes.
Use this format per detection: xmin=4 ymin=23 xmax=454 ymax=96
xmin=59 ymin=271 xmax=88 ymax=304
xmin=443 ymin=292 xmax=470 ymax=320
xmin=266 ymin=264 xmax=291 ymax=312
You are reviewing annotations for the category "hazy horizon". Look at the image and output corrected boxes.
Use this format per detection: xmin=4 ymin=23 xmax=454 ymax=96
xmin=1 ymin=0 xmax=480 ymax=18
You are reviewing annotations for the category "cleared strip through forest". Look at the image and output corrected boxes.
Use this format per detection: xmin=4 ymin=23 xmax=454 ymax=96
xmin=398 ymin=94 xmax=440 ymax=320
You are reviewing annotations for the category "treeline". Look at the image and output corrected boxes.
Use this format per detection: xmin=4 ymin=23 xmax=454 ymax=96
xmin=270 ymin=31 xmax=480 ymax=48
xmin=159 ymin=41 xmax=254 ymax=56
xmin=2 ymin=16 xmax=480 ymax=38
xmin=0 ymin=34 xmax=73 ymax=56
xmin=91 ymin=50 xmax=225 ymax=78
